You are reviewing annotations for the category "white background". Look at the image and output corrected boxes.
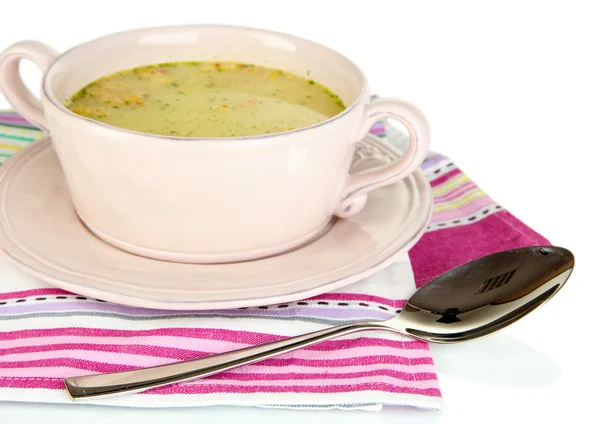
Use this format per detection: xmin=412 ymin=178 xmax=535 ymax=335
xmin=0 ymin=0 xmax=597 ymax=422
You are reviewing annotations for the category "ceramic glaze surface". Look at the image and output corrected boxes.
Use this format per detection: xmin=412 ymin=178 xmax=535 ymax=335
xmin=0 ymin=137 xmax=432 ymax=309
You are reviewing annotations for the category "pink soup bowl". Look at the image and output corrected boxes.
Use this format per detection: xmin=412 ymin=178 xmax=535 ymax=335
xmin=0 ymin=25 xmax=430 ymax=263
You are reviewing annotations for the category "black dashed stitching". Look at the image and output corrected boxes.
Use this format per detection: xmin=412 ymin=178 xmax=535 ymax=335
xmin=0 ymin=295 xmax=404 ymax=314
xmin=431 ymin=206 xmax=503 ymax=230
xmin=429 ymin=162 xmax=455 ymax=175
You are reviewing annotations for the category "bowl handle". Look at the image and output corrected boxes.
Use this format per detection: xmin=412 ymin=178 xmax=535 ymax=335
xmin=0 ymin=41 xmax=59 ymax=131
xmin=335 ymin=98 xmax=431 ymax=218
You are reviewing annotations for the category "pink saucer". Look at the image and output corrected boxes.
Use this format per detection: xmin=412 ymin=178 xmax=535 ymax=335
xmin=0 ymin=135 xmax=432 ymax=310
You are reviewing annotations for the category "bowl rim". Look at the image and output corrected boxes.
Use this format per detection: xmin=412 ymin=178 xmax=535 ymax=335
xmin=41 ymin=23 xmax=368 ymax=143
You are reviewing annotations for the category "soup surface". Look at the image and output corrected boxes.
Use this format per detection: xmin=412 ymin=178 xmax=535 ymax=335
xmin=66 ymin=62 xmax=346 ymax=137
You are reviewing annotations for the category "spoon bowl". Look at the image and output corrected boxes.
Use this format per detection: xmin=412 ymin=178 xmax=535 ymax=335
xmin=64 ymin=245 xmax=574 ymax=400
xmin=388 ymin=245 xmax=573 ymax=343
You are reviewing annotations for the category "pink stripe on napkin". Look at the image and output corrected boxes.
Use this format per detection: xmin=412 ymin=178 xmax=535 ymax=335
xmin=411 ymin=212 xmax=549 ymax=288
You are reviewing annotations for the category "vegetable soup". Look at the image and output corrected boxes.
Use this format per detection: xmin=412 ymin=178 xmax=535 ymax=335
xmin=66 ymin=62 xmax=346 ymax=137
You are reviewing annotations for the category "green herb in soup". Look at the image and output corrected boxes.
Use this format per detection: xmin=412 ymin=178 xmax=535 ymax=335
xmin=66 ymin=62 xmax=346 ymax=137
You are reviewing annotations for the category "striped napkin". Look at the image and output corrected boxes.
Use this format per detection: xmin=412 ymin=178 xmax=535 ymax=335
xmin=0 ymin=110 xmax=549 ymax=411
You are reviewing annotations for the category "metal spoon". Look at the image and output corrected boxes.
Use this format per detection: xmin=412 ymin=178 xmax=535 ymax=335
xmin=64 ymin=245 xmax=574 ymax=400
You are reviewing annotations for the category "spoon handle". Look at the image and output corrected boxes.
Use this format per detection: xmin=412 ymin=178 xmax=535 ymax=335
xmin=64 ymin=321 xmax=389 ymax=400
